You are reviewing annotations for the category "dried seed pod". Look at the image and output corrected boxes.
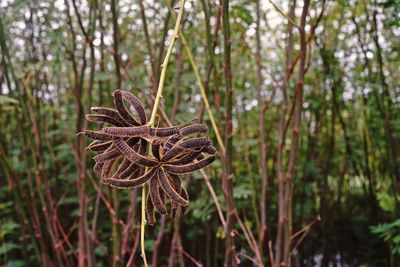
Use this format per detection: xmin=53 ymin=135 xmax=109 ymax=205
xmin=84 ymin=130 xmax=113 ymax=141
xmin=179 ymin=137 xmax=211 ymax=149
xmin=112 ymin=158 xmax=132 ymax=178
xmin=93 ymin=145 xmax=114 ymax=171
xmin=102 ymin=125 xmax=149 ymax=137
xmin=120 ymin=90 xmax=147 ymax=125
xmin=150 ymin=175 xmax=167 ymax=214
xmin=180 ymin=124 xmax=208 ymax=136
xmin=113 ymin=137 xmax=159 ymax=167
xmin=169 ymin=177 xmax=188 ymax=216
xmin=180 ymin=186 xmax=189 ymax=214
xmin=162 ymin=137 xmax=211 ymax=162
xmin=159 ymin=188 xmax=166 ymax=212
xmin=139 ymin=138 xmax=147 ymax=155
xmin=146 ymin=193 xmax=156 ymax=225
xmin=171 ymin=198 xmax=179 ymax=216
xmin=167 ymin=174 xmax=182 ymax=193
xmin=195 ymin=146 xmax=216 ymax=160
xmin=90 ymin=107 xmax=127 ymax=127
xmin=114 ymin=90 xmax=140 ymax=126
xmin=162 ymin=146 xmax=186 ymax=162
xmin=90 ymin=107 xmax=127 ymax=124
xmin=86 ymin=114 xmax=124 ymax=127
xmin=86 ymin=141 xmax=112 ymax=152
xmin=196 ymin=154 xmax=205 ymax=160
xmin=149 ymin=126 xmax=180 ymax=137
xmin=202 ymin=145 xmax=217 ymax=155
xmin=163 ymin=134 xmax=181 ymax=152
xmin=163 ymin=156 xmax=215 ymax=174
xmin=119 ymin=162 xmax=139 ymax=179
xmin=101 ymin=160 xmax=115 ymax=180
xmin=102 ymin=168 xmax=157 ymax=189
xmin=128 ymin=166 xmax=142 ymax=180
xmin=158 ymin=168 xmax=188 ymax=206
xmin=180 ymin=185 xmax=189 ymax=201
xmin=83 ymin=91 xmax=218 ymax=223
xmin=94 ymin=148 xmax=120 ymax=163
xmin=151 ymin=139 xmax=161 ymax=160
xmin=127 ymin=137 xmax=142 ymax=146
xmin=170 ymin=149 xmax=203 ymax=165
xmin=93 ymin=162 xmax=104 ymax=174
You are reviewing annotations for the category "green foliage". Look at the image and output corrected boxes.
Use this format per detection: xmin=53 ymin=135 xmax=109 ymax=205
xmin=377 ymin=192 xmax=397 ymax=213
xmin=0 ymin=221 xmax=19 ymax=239
xmin=0 ymin=243 xmax=22 ymax=256
xmin=233 ymin=184 xmax=252 ymax=200
xmin=0 ymin=96 xmax=19 ymax=113
xmin=0 ymin=95 xmax=18 ymax=105
xmin=371 ymin=219 xmax=400 ymax=254
xmin=231 ymin=5 xmax=253 ymax=25
xmin=0 ymin=200 xmax=21 ymax=262
xmin=190 ymin=195 xmax=216 ymax=222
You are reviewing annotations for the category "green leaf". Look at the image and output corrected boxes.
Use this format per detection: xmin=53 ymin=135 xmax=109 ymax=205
xmin=0 ymin=95 xmax=18 ymax=105
xmin=0 ymin=242 xmax=21 ymax=255
xmin=393 ymin=234 xmax=400 ymax=243
xmin=376 ymin=192 xmax=396 ymax=212
xmin=144 ymin=239 xmax=154 ymax=251
xmin=0 ymin=220 xmax=19 ymax=238
xmin=94 ymin=243 xmax=107 ymax=257
xmin=234 ymin=185 xmax=252 ymax=200
xmin=216 ymin=226 xmax=225 ymax=239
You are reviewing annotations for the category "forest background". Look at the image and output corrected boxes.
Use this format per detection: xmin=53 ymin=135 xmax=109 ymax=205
xmin=0 ymin=0 xmax=400 ymax=266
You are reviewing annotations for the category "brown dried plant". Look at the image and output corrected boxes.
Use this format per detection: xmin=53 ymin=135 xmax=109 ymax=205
xmin=82 ymin=90 xmax=216 ymax=224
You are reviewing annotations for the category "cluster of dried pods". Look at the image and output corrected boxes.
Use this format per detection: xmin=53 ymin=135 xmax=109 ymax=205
xmin=82 ymin=90 xmax=216 ymax=224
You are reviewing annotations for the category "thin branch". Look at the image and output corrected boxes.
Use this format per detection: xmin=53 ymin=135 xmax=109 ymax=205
xmin=200 ymin=169 xmax=227 ymax=228
xmin=267 ymin=0 xmax=300 ymax=30
xmin=290 ymin=215 xmax=321 ymax=255
xmin=176 ymin=247 xmax=202 ymax=267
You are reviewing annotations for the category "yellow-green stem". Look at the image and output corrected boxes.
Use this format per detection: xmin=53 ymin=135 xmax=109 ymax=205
xmin=148 ymin=0 xmax=186 ymax=127
xmin=140 ymin=1 xmax=186 ymax=266
xmin=164 ymin=0 xmax=225 ymax=154
xmin=140 ymin=185 xmax=148 ymax=266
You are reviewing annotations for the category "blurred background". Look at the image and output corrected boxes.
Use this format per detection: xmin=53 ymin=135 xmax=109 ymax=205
xmin=0 ymin=0 xmax=399 ymax=266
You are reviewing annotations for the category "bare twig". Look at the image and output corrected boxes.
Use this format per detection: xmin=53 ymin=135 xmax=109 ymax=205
xmin=200 ymin=169 xmax=227 ymax=228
